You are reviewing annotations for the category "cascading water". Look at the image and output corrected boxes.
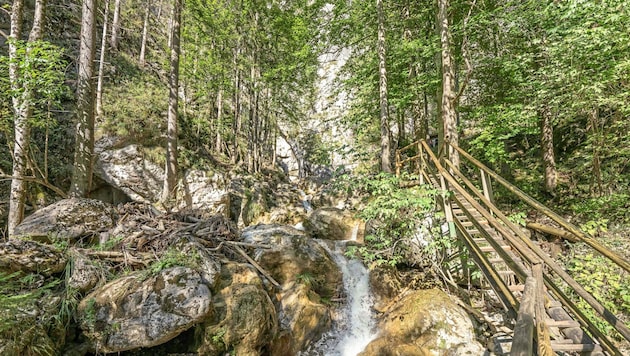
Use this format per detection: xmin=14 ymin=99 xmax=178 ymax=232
xmin=308 ymin=240 xmax=377 ymax=356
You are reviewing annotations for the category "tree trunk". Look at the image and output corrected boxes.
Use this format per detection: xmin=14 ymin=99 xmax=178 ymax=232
xmin=589 ymin=107 xmax=603 ymax=196
xmin=215 ymin=88 xmax=223 ymax=153
xmin=110 ymin=0 xmax=121 ymax=50
xmin=139 ymin=1 xmax=150 ymax=66
xmin=8 ymin=0 xmax=47 ymax=236
xmin=377 ymin=0 xmax=392 ymax=173
xmin=70 ymin=0 xmax=98 ymax=197
xmin=540 ymin=106 xmax=557 ymax=194
xmin=231 ymin=43 xmax=242 ymax=165
xmin=161 ymin=0 xmax=181 ymax=203
xmin=96 ymin=0 xmax=110 ymax=121
xmin=438 ymin=0 xmax=459 ymax=167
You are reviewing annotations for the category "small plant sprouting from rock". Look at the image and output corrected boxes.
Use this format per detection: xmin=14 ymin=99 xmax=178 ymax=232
xmin=296 ymin=272 xmax=316 ymax=287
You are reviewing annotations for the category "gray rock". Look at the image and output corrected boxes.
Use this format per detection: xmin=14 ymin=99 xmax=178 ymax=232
xmin=13 ymin=198 xmax=115 ymax=242
xmin=304 ymin=207 xmax=365 ymax=241
xmin=78 ymin=266 xmax=213 ymax=353
xmin=95 ymin=144 xmax=164 ymax=203
xmin=67 ymin=249 xmax=101 ymax=292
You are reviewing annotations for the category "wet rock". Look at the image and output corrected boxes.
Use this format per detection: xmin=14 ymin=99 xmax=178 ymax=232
xmin=360 ymin=289 xmax=485 ymax=356
xmin=198 ymin=262 xmax=277 ymax=356
xmin=78 ymin=266 xmax=213 ymax=353
xmin=0 ymin=239 xmax=66 ymax=275
xmin=12 ymin=198 xmax=115 ymax=242
xmin=304 ymin=207 xmax=365 ymax=241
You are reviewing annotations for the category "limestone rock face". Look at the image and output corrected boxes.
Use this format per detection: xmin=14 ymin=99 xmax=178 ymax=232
xmin=177 ymin=169 xmax=231 ymax=215
xmin=12 ymin=198 xmax=115 ymax=242
xmin=78 ymin=266 xmax=213 ymax=353
xmin=359 ymin=289 xmax=485 ymax=356
xmin=304 ymin=207 xmax=365 ymax=241
xmin=0 ymin=239 xmax=66 ymax=275
xmin=95 ymin=144 xmax=164 ymax=203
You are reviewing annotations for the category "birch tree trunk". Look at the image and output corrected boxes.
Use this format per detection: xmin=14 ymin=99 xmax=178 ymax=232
xmin=69 ymin=0 xmax=98 ymax=197
xmin=96 ymin=0 xmax=110 ymax=121
xmin=377 ymin=0 xmax=392 ymax=173
xmin=438 ymin=0 xmax=459 ymax=168
xmin=161 ymin=0 xmax=181 ymax=203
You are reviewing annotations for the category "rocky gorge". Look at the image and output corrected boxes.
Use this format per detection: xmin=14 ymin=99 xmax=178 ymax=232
xmin=0 ymin=142 xmax=486 ymax=356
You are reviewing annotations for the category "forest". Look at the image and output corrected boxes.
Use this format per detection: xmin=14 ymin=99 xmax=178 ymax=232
xmin=0 ymin=0 xmax=629 ymax=355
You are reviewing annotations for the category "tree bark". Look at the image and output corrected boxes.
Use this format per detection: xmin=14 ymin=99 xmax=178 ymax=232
xmin=96 ymin=0 xmax=110 ymax=121
xmin=139 ymin=1 xmax=150 ymax=66
xmin=438 ymin=0 xmax=459 ymax=168
xmin=161 ymin=0 xmax=181 ymax=203
xmin=540 ymin=106 xmax=556 ymax=194
xmin=70 ymin=0 xmax=98 ymax=197
xmin=110 ymin=0 xmax=121 ymax=50
xmin=377 ymin=0 xmax=392 ymax=173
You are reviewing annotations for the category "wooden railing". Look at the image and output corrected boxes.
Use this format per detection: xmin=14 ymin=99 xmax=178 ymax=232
xmin=396 ymin=139 xmax=630 ymax=355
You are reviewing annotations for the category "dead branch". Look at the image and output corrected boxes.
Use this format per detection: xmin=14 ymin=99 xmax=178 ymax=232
xmin=0 ymin=174 xmax=67 ymax=198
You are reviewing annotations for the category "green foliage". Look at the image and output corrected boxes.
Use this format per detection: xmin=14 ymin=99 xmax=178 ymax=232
xmin=145 ymin=248 xmax=201 ymax=277
xmin=296 ymin=272 xmax=316 ymax=287
xmin=336 ymin=172 xmax=440 ymax=267
xmin=507 ymin=212 xmax=527 ymax=227
xmin=563 ymin=252 xmax=630 ymax=340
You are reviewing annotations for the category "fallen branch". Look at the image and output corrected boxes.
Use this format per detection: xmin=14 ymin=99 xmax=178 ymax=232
xmin=0 ymin=174 xmax=67 ymax=198
xmin=526 ymin=222 xmax=579 ymax=243
xmin=233 ymin=245 xmax=281 ymax=289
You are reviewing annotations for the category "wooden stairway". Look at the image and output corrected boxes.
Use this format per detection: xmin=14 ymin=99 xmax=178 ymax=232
xmin=396 ymin=140 xmax=629 ymax=355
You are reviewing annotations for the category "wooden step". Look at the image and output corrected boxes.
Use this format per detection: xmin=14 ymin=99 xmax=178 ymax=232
xmin=480 ymin=245 xmax=511 ymax=252
xmin=546 ymin=319 xmax=581 ymax=328
xmin=550 ymin=342 xmax=599 ymax=352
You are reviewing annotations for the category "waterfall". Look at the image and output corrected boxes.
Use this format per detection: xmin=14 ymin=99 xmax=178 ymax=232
xmin=298 ymin=189 xmax=313 ymax=213
xmin=308 ymin=241 xmax=377 ymax=356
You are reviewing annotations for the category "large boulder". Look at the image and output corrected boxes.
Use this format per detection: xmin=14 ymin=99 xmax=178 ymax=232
xmin=304 ymin=207 xmax=365 ymax=241
xmin=241 ymin=224 xmax=342 ymax=298
xmin=359 ymin=289 xmax=485 ymax=356
xmin=12 ymin=198 xmax=115 ymax=242
xmin=0 ymin=239 xmax=66 ymax=276
xmin=95 ymin=144 xmax=164 ymax=203
xmin=240 ymin=224 xmax=341 ymax=354
xmin=198 ymin=262 xmax=278 ymax=356
xmin=176 ymin=169 xmax=231 ymax=215
xmin=77 ymin=266 xmax=213 ymax=353
xmin=67 ymin=249 xmax=101 ymax=293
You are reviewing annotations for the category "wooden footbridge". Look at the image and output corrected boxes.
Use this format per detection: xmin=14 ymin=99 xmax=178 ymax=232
xmin=395 ymin=140 xmax=630 ymax=356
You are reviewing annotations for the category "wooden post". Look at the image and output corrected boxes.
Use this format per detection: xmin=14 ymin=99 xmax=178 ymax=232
xmin=418 ymin=141 xmax=425 ymax=184
xmin=480 ymin=169 xmax=494 ymax=204
xmin=533 ymin=263 xmax=553 ymax=356
xmin=512 ymin=276 xmax=536 ymax=356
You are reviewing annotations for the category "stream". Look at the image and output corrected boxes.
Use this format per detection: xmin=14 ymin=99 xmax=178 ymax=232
xmin=308 ymin=240 xmax=377 ymax=356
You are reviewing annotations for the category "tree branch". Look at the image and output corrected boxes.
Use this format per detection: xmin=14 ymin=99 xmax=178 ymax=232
xmin=0 ymin=175 xmax=68 ymax=198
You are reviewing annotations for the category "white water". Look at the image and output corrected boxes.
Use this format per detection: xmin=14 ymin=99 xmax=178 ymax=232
xmin=298 ymin=189 xmax=314 ymax=213
xmin=310 ymin=241 xmax=377 ymax=356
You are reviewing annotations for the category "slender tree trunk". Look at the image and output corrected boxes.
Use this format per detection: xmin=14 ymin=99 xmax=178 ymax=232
xmin=438 ymin=0 xmax=459 ymax=167
xmin=96 ymin=0 xmax=110 ymax=121
xmin=139 ymin=1 xmax=150 ymax=66
xmin=161 ymin=0 xmax=181 ymax=203
xmin=215 ymin=88 xmax=223 ymax=153
xmin=8 ymin=0 xmax=25 ymax=236
xmin=589 ymin=107 xmax=603 ymax=196
xmin=110 ymin=0 xmax=121 ymax=50
xmin=540 ymin=106 xmax=557 ymax=194
xmin=231 ymin=43 xmax=242 ymax=165
xmin=70 ymin=0 xmax=98 ymax=197
xmin=377 ymin=0 xmax=392 ymax=173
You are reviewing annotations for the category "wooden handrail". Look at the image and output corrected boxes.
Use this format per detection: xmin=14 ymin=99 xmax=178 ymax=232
xmin=449 ymin=141 xmax=630 ymax=273
xmin=415 ymin=139 xmax=630 ymax=343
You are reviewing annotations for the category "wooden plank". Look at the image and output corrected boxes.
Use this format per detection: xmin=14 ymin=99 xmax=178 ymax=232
xmin=512 ymin=276 xmax=536 ymax=356
xmin=533 ymin=263 xmax=554 ymax=356
xmin=545 ymin=319 xmax=580 ymax=328
xmin=550 ymin=342 xmax=598 ymax=352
